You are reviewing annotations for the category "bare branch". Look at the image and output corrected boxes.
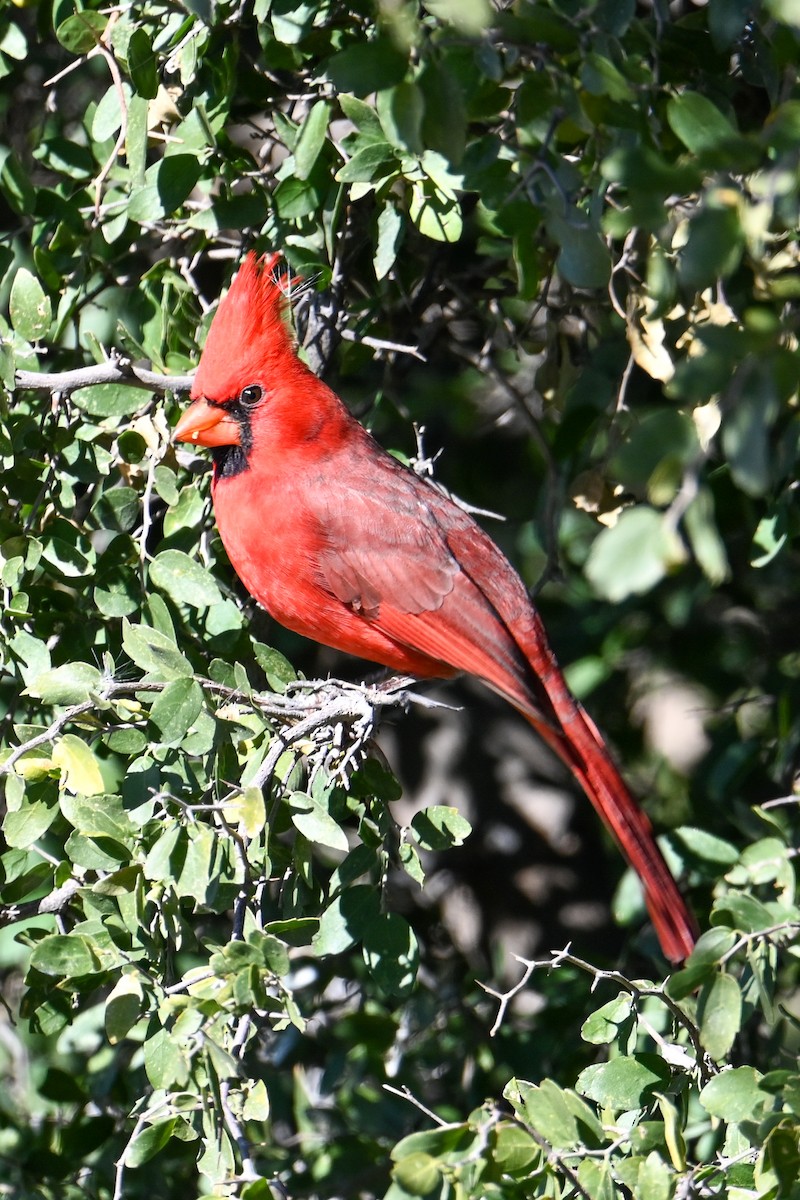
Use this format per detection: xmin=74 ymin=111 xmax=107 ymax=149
xmin=0 ymin=674 xmax=439 ymax=784
xmin=382 ymin=1083 xmax=451 ymax=1126
xmin=14 ymin=360 xmax=194 ymax=396
xmin=93 ymin=19 xmax=129 ymax=220
xmin=483 ymin=944 xmax=717 ymax=1084
xmin=339 ymin=327 xmax=427 ymax=361
xmin=0 ymin=878 xmax=82 ymax=927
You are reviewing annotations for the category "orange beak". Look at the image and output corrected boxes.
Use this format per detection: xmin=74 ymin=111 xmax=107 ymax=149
xmin=173 ymin=398 xmax=241 ymax=448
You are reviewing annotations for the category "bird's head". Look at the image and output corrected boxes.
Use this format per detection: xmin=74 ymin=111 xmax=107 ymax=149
xmin=173 ymin=251 xmax=310 ymax=475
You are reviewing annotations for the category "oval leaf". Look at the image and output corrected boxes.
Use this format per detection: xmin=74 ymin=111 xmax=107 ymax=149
xmin=149 ymin=550 xmax=222 ymax=609
xmin=10 ymin=268 xmax=52 ymax=342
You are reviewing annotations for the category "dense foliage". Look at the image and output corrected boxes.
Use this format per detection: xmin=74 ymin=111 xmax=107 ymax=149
xmin=0 ymin=0 xmax=799 ymax=1197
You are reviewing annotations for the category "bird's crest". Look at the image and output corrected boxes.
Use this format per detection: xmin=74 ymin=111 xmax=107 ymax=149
xmin=192 ymin=251 xmax=299 ymax=401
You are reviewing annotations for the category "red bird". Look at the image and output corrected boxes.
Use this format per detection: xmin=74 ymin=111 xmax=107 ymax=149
xmin=174 ymin=252 xmax=697 ymax=963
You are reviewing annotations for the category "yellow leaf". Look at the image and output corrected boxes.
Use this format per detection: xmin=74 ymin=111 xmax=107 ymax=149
xmin=53 ymin=734 xmax=105 ymax=796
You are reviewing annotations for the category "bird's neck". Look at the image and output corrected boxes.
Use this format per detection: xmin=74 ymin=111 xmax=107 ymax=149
xmin=212 ymin=444 xmax=249 ymax=480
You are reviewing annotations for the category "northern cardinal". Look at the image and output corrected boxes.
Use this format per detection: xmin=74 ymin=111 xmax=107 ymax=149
xmin=174 ymin=252 xmax=697 ymax=963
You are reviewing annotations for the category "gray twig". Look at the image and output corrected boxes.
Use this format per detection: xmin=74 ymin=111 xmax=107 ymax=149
xmin=14 ymin=361 xmax=193 ymax=396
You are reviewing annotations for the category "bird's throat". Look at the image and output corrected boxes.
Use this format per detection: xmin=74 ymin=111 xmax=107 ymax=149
xmin=212 ymin=443 xmax=250 ymax=479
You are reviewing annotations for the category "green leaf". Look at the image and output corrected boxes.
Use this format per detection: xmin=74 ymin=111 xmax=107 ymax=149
xmin=684 ymin=487 xmax=730 ymax=583
xmin=290 ymin=791 xmax=349 ymax=853
xmin=153 ymin=465 xmax=180 ymax=506
xmin=143 ymin=823 xmax=183 ymax=883
xmin=721 ymin=389 xmax=776 ymax=498
xmin=375 ymin=203 xmax=403 ymax=279
xmin=424 ymin=0 xmax=492 ymax=34
xmin=577 ymin=1054 xmax=672 ymax=1110
xmin=582 ymin=52 xmax=635 ymax=102
xmin=143 ymin=1025 xmax=189 ymax=1089
xmin=128 ymin=155 xmax=202 ymax=222
xmin=678 ymin=204 xmax=744 ymax=291
xmin=55 ymin=10 xmax=107 ymax=54
xmin=581 ymin=994 xmax=634 ymax=1046
xmin=270 ymin=0 xmax=316 ymax=44
xmin=667 ymin=92 xmax=738 ymax=155
xmin=0 ymin=147 xmax=35 ymax=215
xmin=9 ymin=268 xmax=52 ymax=342
xmin=392 ymin=1151 xmax=440 ymax=1196
xmin=274 ymin=177 xmax=318 ymax=219
xmin=336 ymin=141 xmax=396 ymax=183
xmin=294 ymin=101 xmax=330 ymax=180
xmin=751 ymin=508 xmax=789 ymax=567
xmin=418 ymin=61 xmax=466 ymax=165
xmin=30 ymin=934 xmax=98 ymax=978
xmin=673 ymin=826 xmax=740 ymax=867
xmin=339 ymin=94 xmax=385 ymax=141
xmin=27 ymin=662 xmax=103 ymax=705
xmin=122 ymin=620 xmax=193 ymax=679
xmin=72 ymin=383 xmax=149 ymax=417
xmin=149 ymin=677 xmax=204 ymax=744
xmin=40 ymin=519 xmax=96 ymax=579
xmin=711 ymin=891 xmax=776 ymax=934
xmin=175 ymin=824 xmax=220 ymax=904
xmin=60 ymin=793 xmax=136 ymax=842
xmin=241 ymin=1079 xmax=271 ymax=1122
xmin=3 ymin=794 xmax=60 ymax=849
xmin=126 ymin=93 xmax=148 ymax=186
xmin=92 ymin=83 xmax=128 ymax=143
xmin=149 ymin=549 xmax=222 ymax=608
xmin=492 ymin=1122 xmax=540 ymax=1173
xmin=699 ymin=1066 xmax=772 ymax=1122
xmin=377 ymin=82 xmax=425 ymax=153
xmin=698 ymin=972 xmax=742 ymax=1061
xmin=410 ymin=179 xmax=463 ymax=242
xmin=221 ymin=787 xmax=266 ymax=838
xmin=252 ymin=641 xmax=297 ymax=691
xmin=105 ymin=974 xmax=144 ymax=1043
xmin=312 ymin=885 xmax=381 ymax=955
xmin=399 ymin=840 xmax=425 ymax=886
xmin=411 ymin=806 xmax=471 ymax=850
xmin=124 ymin=1119 xmax=179 ymax=1168
xmin=763 ymin=1125 xmax=800 ymax=1196
xmin=551 ymin=218 xmax=611 ymax=289
xmin=127 ymin=27 xmax=159 ymax=99
xmin=94 ymin=486 xmax=140 ymax=532
xmin=326 ymin=39 xmax=408 ymax=97
xmin=667 ymin=927 xmax=738 ymax=1000
xmin=585 ymin=506 xmax=685 ymax=601
xmin=505 ymin=1078 xmax=590 ymax=1150
xmin=362 ymin=912 xmax=419 ymax=997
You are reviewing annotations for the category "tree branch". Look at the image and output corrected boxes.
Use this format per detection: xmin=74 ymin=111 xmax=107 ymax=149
xmin=14 ymin=359 xmax=194 ymax=396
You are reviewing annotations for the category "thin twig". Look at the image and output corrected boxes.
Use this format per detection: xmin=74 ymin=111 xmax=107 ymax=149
xmin=339 ymin=328 xmax=427 ymax=361
xmin=482 ymin=944 xmax=717 ymax=1084
xmin=218 ymin=1015 xmax=260 ymax=1181
xmin=94 ymin=20 xmax=129 ymax=219
xmin=382 ymin=1084 xmax=450 ymax=1126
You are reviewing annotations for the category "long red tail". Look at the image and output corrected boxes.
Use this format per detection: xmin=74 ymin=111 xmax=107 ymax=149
xmin=505 ymin=611 xmax=698 ymax=963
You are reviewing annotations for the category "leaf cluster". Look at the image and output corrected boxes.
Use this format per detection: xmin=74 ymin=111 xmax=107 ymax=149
xmin=0 ymin=0 xmax=799 ymax=1198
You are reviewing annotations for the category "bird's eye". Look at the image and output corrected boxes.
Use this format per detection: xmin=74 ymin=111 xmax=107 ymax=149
xmin=240 ymin=385 xmax=263 ymax=407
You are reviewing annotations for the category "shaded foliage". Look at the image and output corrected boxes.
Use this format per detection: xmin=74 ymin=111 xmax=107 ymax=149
xmin=0 ymin=1 xmax=798 ymax=1198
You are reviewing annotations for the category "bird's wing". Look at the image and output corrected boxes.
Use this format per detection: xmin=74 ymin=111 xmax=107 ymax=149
xmin=312 ymin=452 xmax=546 ymax=715
xmin=316 ymin=470 xmax=459 ymax=618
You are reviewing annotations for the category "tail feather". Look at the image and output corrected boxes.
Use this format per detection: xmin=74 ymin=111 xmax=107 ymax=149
xmin=506 ymin=611 xmax=698 ymax=964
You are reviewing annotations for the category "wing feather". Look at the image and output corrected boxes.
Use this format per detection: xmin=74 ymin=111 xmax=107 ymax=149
xmin=310 ymin=448 xmax=551 ymax=722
